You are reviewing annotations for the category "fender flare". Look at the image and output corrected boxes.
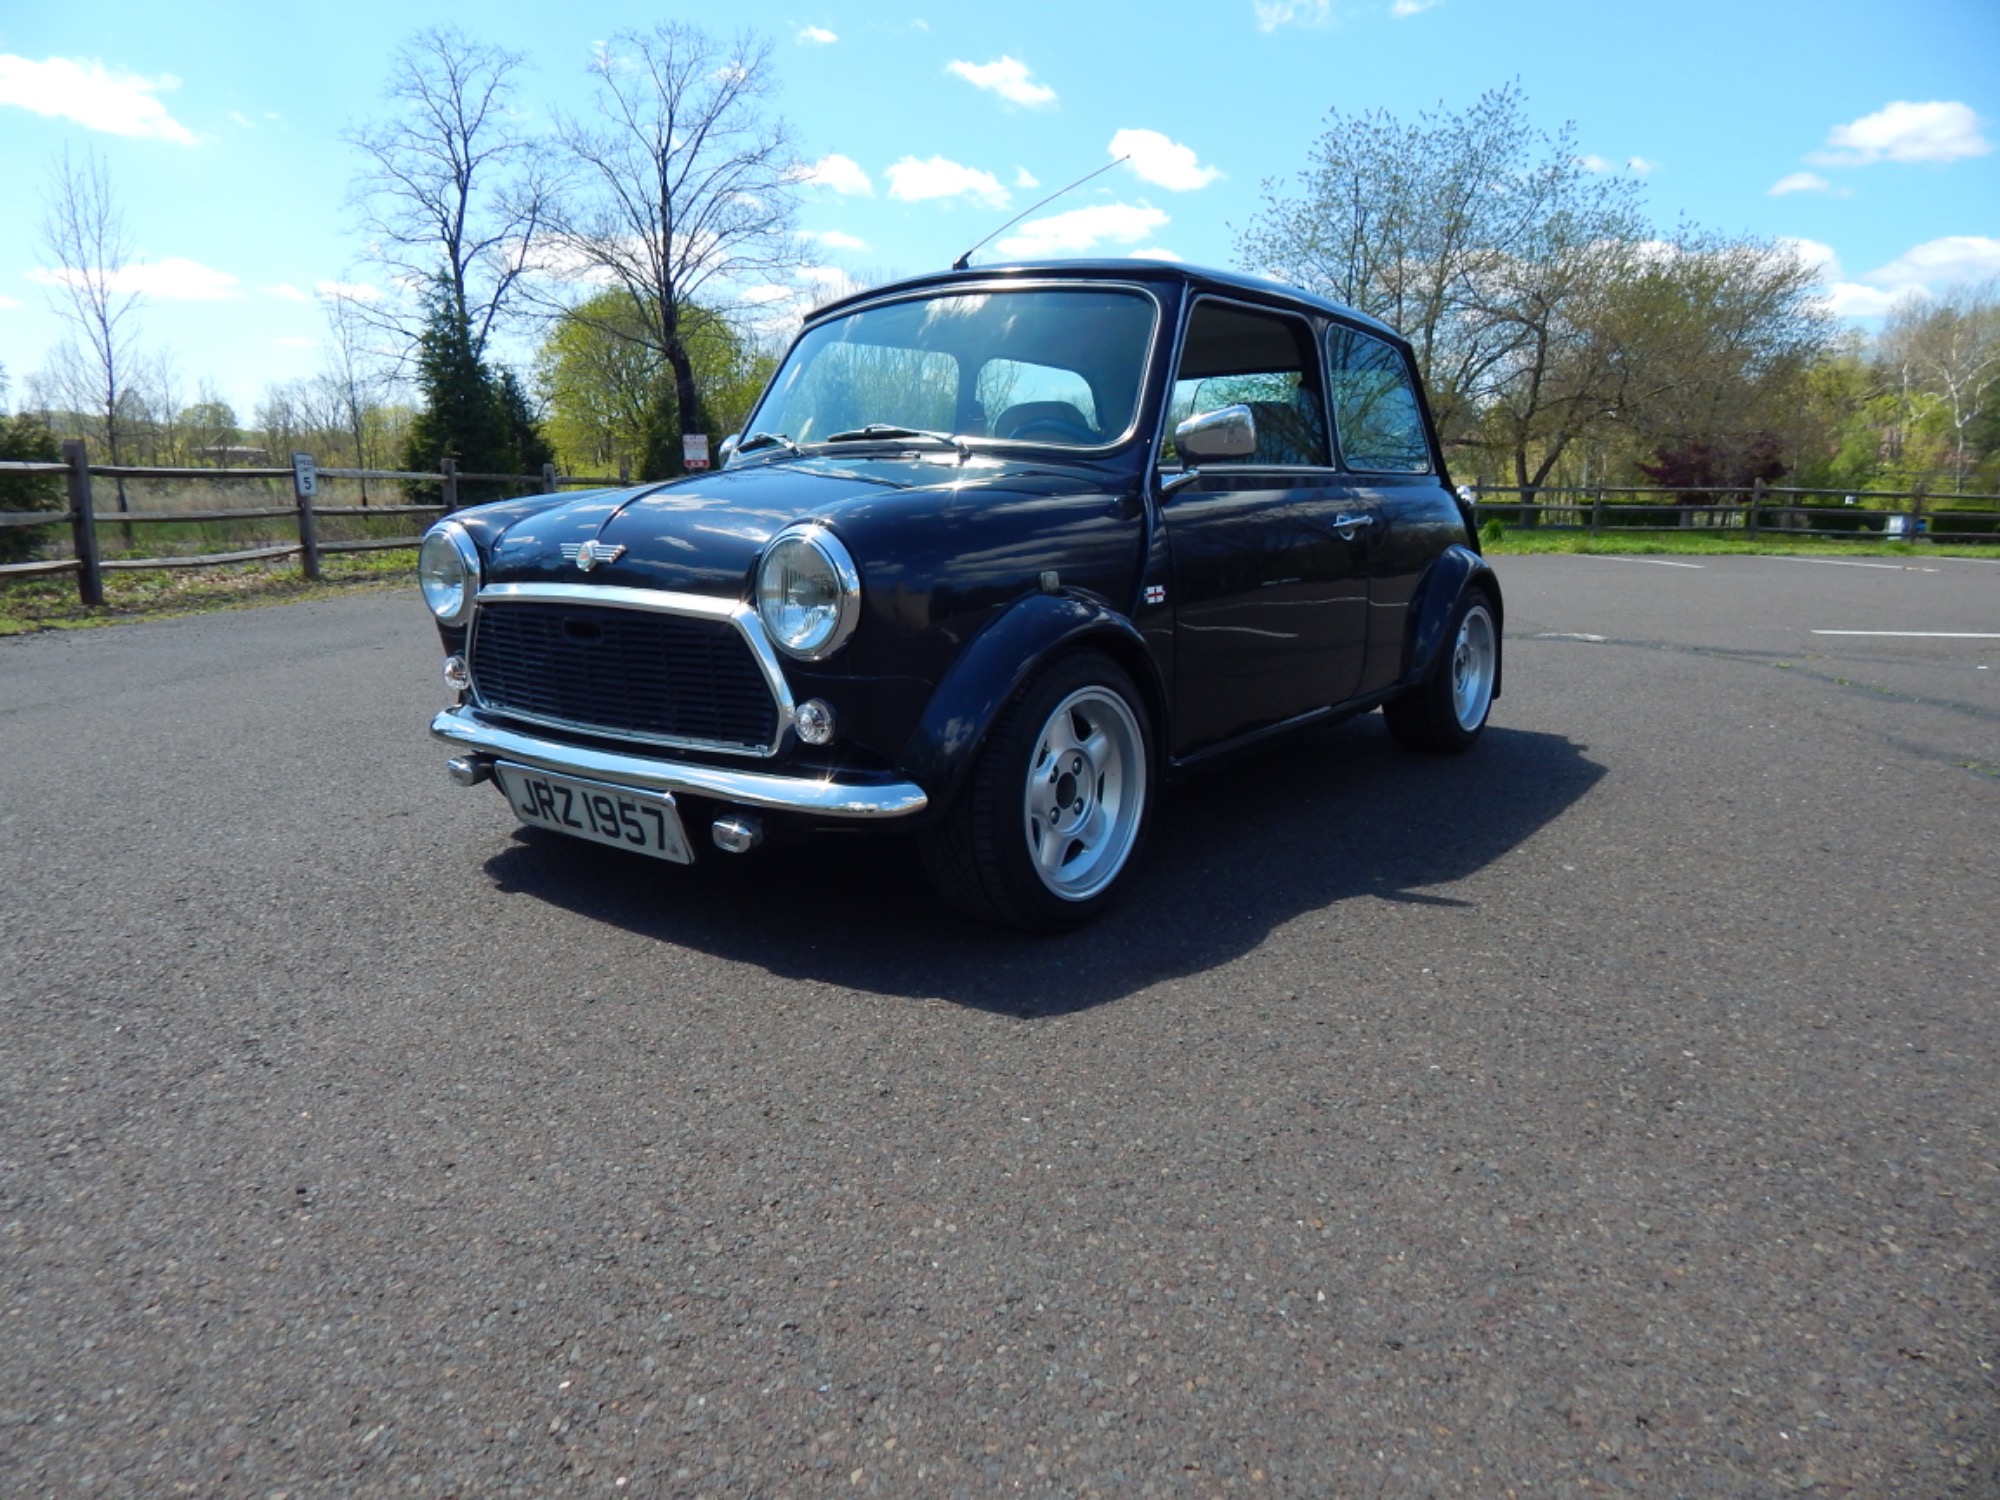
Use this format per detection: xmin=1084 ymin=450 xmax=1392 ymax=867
xmin=1401 ymin=546 xmax=1504 ymax=699
xmin=899 ymin=593 xmax=1161 ymax=809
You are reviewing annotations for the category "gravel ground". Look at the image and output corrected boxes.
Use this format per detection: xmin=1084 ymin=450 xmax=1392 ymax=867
xmin=1 ymin=554 xmax=1995 ymax=1497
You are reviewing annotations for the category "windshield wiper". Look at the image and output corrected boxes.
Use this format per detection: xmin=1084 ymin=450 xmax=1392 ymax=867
xmin=823 ymin=424 xmax=969 ymax=461
xmin=736 ymin=431 xmax=801 ymax=458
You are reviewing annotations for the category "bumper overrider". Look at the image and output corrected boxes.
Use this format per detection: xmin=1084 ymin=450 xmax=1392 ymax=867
xmin=430 ymin=705 xmax=930 ymax=820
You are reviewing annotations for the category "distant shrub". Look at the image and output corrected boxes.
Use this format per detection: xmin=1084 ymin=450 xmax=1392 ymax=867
xmin=0 ymin=414 xmax=63 ymax=565
xmin=1480 ymin=517 xmax=1507 ymax=546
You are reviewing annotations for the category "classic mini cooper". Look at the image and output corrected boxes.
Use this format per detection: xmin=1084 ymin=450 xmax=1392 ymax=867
xmin=420 ymin=261 xmax=1502 ymax=930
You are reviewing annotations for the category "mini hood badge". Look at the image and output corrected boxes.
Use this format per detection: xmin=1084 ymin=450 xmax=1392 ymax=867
xmin=560 ymin=539 xmax=626 ymax=572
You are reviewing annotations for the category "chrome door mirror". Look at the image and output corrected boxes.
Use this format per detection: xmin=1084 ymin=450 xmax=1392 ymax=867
xmin=1174 ymin=404 xmax=1257 ymax=463
xmin=719 ymin=432 xmax=742 ymax=467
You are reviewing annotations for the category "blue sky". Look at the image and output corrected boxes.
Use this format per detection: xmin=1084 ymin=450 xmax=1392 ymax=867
xmin=2 ymin=0 xmax=1995 ymax=419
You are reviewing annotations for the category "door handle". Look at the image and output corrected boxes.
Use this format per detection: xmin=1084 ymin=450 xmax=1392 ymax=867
xmin=1333 ymin=512 xmax=1373 ymax=539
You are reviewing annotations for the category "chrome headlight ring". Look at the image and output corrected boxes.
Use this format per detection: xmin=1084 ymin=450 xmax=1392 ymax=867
xmin=419 ymin=521 xmax=481 ymax=627
xmin=756 ymin=523 xmax=861 ymax=661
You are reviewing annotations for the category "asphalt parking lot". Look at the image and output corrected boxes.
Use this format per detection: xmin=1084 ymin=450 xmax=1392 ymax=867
xmin=2 ymin=553 xmax=1996 ymax=1496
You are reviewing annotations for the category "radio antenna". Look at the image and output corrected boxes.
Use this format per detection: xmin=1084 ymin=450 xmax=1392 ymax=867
xmin=950 ymin=155 xmax=1132 ymax=271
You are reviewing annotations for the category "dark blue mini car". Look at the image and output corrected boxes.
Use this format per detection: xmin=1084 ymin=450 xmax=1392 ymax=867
xmin=420 ymin=260 xmax=1501 ymax=930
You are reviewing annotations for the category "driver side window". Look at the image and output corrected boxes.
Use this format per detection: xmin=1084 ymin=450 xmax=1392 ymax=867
xmin=1162 ymin=301 xmax=1328 ymax=467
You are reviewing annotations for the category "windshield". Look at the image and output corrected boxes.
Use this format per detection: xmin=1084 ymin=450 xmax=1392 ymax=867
xmin=745 ymin=287 xmax=1158 ymax=451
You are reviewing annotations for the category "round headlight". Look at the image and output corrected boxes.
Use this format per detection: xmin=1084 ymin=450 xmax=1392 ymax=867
xmin=419 ymin=522 xmax=480 ymax=626
xmin=756 ymin=525 xmax=860 ymax=660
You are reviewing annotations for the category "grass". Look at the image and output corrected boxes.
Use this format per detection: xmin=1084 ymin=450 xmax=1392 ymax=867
xmin=0 ymin=549 xmax=417 ymax=636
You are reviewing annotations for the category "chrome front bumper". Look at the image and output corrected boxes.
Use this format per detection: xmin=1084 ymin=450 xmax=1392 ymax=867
xmin=430 ymin=706 xmax=929 ymax=820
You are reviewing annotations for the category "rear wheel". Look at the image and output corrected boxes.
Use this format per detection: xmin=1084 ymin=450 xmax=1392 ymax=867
xmin=920 ymin=651 xmax=1154 ymax=931
xmin=1383 ymin=589 xmax=1498 ymax=753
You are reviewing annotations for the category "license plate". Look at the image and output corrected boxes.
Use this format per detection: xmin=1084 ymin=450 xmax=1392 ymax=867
xmin=493 ymin=763 xmax=694 ymax=864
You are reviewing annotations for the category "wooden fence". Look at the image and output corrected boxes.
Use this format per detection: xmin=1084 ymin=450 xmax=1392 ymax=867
xmin=1468 ymin=479 xmax=2000 ymax=544
xmin=0 ymin=441 xmax=622 ymax=607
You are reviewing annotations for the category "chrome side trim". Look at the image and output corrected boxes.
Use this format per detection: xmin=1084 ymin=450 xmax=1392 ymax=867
xmin=468 ymin=582 xmax=795 ymax=759
xmin=431 ymin=706 xmax=929 ymax=820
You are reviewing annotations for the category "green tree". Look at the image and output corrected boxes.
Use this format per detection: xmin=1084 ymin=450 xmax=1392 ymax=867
xmin=534 ymin=291 xmax=775 ymax=480
xmin=0 ymin=412 xmax=63 ymax=565
xmin=403 ymin=287 xmax=548 ymax=501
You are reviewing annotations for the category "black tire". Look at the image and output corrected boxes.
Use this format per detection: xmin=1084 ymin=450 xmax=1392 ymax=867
xmin=1383 ymin=588 xmax=1499 ymax=753
xmin=919 ymin=651 xmax=1155 ymax=932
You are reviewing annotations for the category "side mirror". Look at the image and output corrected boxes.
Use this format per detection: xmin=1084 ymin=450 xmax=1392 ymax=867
xmin=719 ymin=432 xmax=742 ymax=467
xmin=1174 ymin=404 xmax=1257 ymax=463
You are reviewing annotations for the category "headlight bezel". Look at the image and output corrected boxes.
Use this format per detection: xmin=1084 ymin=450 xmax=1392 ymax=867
xmin=419 ymin=521 xmax=481 ymax=627
xmin=755 ymin=523 xmax=861 ymax=662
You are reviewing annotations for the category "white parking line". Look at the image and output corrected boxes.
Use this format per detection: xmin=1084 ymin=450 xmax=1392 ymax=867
xmin=1775 ymin=557 xmax=1936 ymax=572
xmin=1583 ymin=556 xmax=1705 ymax=569
xmin=1810 ymin=630 xmax=2000 ymax=639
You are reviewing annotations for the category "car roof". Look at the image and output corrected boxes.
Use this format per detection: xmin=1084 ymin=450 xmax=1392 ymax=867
xmin=809 ymin=259 xmax=1405 ymax=343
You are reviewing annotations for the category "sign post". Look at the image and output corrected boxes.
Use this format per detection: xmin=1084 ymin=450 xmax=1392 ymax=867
xmin=683 ymin=434 xmax=710 ymax=472
xmin=292 ymin=452 xmax=321 ymax=581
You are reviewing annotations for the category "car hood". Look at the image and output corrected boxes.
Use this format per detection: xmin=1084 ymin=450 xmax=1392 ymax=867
xmin=480 ymin=454 xmax=1128 ymax=596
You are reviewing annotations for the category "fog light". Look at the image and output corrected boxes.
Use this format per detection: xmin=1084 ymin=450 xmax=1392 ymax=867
xmin=795 ymin=698 xmax=836 ymax=746
xmin=443 ymin=654 xmax=471 ymax=691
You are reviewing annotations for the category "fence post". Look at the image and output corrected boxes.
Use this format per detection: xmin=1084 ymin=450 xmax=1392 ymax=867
xmin=291 ymin=452 xmax=322 ymax=582
xmin=541 ymin=462 xmax=558 ymax=495
xmin=618 ymin=457 xmax=631 ymax=485
xmin=1590 ymin=485 xmax=1605 ymax=536
xmin=62 ymin=439 xmax=104 ymax=608
xmin=1910 ymin=486 xmax=1928 ymax=542
xmin=1749 ymin=477 xmax=1764 ymax=537
xmin=441 ymin=457 xmax=459 ymax=513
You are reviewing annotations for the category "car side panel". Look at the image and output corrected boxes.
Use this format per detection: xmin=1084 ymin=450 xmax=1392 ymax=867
xmin=1351 ymin=475 xmax=1479 ymax=696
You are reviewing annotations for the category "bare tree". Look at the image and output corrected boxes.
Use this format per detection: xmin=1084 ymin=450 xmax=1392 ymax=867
xmin=318 ymin=292 xmax=392 ymax=499
xmin=344 ymin=27 xmax=548 ymax=358
xmin=1880 ymin=282 xmax=2000 ymax=493
xmin=542 ymin=23 xmax=802 ymax=472
xmin=39 ymin=147 xmax=144 ymax=506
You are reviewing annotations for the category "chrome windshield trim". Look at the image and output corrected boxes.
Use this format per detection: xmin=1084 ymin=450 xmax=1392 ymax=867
xmin=431 ymin=707 xmax=928 ymax=820
xmin=468 ymin=582 xmax=795 ymax=759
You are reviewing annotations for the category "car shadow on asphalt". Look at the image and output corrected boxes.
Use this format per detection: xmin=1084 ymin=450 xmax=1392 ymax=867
xmin=480 ymin=716 xmax=1603 ymax=1018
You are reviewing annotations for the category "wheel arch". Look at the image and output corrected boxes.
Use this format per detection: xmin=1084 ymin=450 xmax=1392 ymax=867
xmin=1400 ymin=546 xmax=1504 ymax=700
xmin=899 ymin=593 xmax=1165 ymax=812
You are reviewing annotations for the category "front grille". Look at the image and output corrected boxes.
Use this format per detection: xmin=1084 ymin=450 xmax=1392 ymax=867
xmin=470 ymin=600 xmax=779 ymax=752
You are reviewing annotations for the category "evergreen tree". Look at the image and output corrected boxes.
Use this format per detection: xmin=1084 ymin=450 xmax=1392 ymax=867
xmin=0 ymin=412 xmax=63 ymax=565
xmin=403 ymin=287 xmax=549 ymax=502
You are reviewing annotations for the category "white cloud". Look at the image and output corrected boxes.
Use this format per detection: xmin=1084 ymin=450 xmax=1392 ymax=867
xmin=795 ymin=153 xmax=873 ymax=197
xmin=946 ymin=56 xmax=1056 ymax=108
xmin=1255 ymin=0 xmax=1333 ymax=31
xmin=315 ymin=279 xmax=383 ymax=303
xmin=805 ymin=228 xmax=869 ymax=252
xmin=30 ymin=256 xmax=237 ymax=300
xmin=796 ymin=26 xmax=838 ymax=46
xmin=0 ymin=293 xmax=22 ymax=309
xmin=0 ymin=54 xmax=197 ymax=144
xmin=1809 ymin=100 xmax=1990 ymax=166
xmin=1770 ymin=171 xmax=1835 ymax=196
xmin=1014 ymin=167 xmax=1040 ymax=189
xmin=1111 ymin=128 xmax=1221 ymax=191
xmin=1863 ymin=235 xmax=2000 ymax=290
xmin=1823 ymin=283 xmax=1912 ymax=318
xmin=1130 ymin=246 xmax=1185 ymax=263
xmin=228 ymin=111 xmax=253 ymax=129
xmin=1391 ymin=0 xmax=1439 ymax=14
xmin=1578 ymin=154 xmax=1655 ymax=176
xmin=1779 ymin=236 xmax=1841 ymax=280
xmin=996 ymin=202 xmax=1169 ymax=258
xmin=262 ymin=283 xmax=311 ymax=302
xmin=885 ymin=156 xmax=1010 ymax=208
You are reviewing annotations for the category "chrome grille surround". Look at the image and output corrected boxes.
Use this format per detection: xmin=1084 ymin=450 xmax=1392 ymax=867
xmin=466 ymin=582 xmax=796 ymax=758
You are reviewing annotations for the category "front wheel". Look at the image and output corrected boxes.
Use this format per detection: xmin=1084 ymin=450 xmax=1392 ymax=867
xmin=919 ymin=651 xmax=1154 ymax=931
xmin=1383 ymin=590 xmax=1498 ymax=753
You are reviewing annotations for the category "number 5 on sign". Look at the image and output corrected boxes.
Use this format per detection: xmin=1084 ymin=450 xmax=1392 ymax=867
xmin=292 ymin=452 xmax=318 ymax=498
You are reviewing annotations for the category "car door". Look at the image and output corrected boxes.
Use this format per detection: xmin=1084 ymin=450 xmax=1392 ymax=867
xmin=1324 ymin=323 xmax=1459 ymax=696
xmin=1158 ymin=298 xmax=1369 ymax=757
